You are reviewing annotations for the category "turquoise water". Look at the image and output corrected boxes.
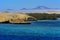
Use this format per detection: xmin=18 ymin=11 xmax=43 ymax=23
xmin=0 ymin=19 xmax=60 ymax=40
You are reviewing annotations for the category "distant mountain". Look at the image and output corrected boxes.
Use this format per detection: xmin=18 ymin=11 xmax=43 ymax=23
xmin=5 ymin=6 xmax=60 ymax=11
xmin=20 ymin=6 xmax=60 ymax=10
xmin=32 ymin=6 xmax=51 ymax=10
xmin=20 ymin=6 xmax=51 ymax=10
xmin=20 ymin=8 xmax=28 ymax=10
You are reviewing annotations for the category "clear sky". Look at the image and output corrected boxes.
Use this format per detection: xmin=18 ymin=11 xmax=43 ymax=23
xmin=0 ymin=0 xmax=60 ymax=10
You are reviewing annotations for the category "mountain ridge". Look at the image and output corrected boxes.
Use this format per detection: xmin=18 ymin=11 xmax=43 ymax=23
xmin=20 ymin=6 xmax=60 ymax=10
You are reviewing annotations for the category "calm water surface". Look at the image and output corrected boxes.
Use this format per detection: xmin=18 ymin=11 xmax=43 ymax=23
xmin=0 ymin=19 xmax=60 ymax=40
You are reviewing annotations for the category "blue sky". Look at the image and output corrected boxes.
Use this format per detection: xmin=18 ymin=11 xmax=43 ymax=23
xmin=0 ymin=0 xmax=60 ymax=10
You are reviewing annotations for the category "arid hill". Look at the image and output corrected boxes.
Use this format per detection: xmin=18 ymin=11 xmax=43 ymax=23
xmin=0 ymin=12 xmax=37 ymax=23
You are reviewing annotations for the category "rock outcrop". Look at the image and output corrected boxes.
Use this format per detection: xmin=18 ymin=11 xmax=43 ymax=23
xmin=0 ymin=12 xmax=37 ymax=24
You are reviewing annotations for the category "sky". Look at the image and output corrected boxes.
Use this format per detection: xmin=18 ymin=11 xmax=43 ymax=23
xmin=0 ymin=0 xmax=60 ymax=10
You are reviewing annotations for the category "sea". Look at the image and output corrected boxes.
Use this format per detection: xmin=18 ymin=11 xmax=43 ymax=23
xmin=0 ymin=18 xmax=60 ymax=40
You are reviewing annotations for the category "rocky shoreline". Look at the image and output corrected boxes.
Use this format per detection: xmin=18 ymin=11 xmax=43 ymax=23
xmin=0 ymin=12 xmax=36 ymax=24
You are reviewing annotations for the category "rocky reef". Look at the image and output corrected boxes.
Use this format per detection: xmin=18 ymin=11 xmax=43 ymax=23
xmin=0 ymin=12 xmax=37 ymax=24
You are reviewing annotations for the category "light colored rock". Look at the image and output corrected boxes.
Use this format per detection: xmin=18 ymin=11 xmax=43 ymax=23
xmin=0 ymin=13 xmax=37 ymax=23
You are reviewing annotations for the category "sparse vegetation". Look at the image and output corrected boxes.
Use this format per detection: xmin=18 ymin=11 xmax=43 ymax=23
xmin=27 ymin=13 xmax=57 ymax=20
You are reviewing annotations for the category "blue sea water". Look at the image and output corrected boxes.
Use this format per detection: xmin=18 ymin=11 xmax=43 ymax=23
xmin=0 ymin=18 xmax=60 ymax=40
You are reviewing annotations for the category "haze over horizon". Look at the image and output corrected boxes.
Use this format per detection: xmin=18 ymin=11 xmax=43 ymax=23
xmin=0 ymin=0 xmax=60 ymax=11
